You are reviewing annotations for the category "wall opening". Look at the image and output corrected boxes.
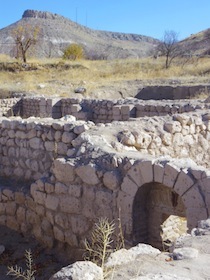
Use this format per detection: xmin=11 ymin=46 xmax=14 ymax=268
xmin=161 ymin=215 xmax=187 ymax=251
xmin=132 ymin=182 xmax=187 ymax=250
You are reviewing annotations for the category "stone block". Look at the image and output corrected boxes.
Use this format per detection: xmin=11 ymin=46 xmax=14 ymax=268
xmin=62 ymin=132 xmax=75 ymax=143
xmin=182 ymin=185 xmax=206 ymax=209
xmin=16 ymin=206 xmax=26 ymax=223
xmin=174 ymin=170 xmax=194 ymax=196
xmin=121 ymin=176 xmax=138 ymax=196
xmin=45 ymin=141 xmax=55 ymax=152
xmin=65 ymin=230 xmax=78 ymax=247
xmin=71 ymin=216 xmax=90 ymax=235
xmin=45 ymin=182 xmax=55 ymax=194
xmin=164 ymin=121 xmax=182 ymax=133
xmin=2 ymin=189 xmax=14 ymax=201
xmin=57 ymin=142 xmax=68 ymax=155
xmin=7 ymin=216 xmax=19 ymax=231
xmin=59 ymin=196 xmax=81 ymax=214
xmin=45 ymin=194 xmax=59 ymax=211
xmin=103 ymin=171 xmax=120 ymax=191
xmin=53 ymin=226 xmax=65 ymax=242
xmin=153 ymin=163 xmax=164 ymax=183
xmin=186 ymin=207 xmax=208 ymax=230
xmin=55 ymin=213 xmax=69 ymax=229
xmin=75 ymin=164 xmax=99 ymax=185
xmin=68 ymin=185 xmax=82 ymax=198
xmin=26 ymin=209 xmax=41 ymax=225
xmin=5 ymin=201 xmax=17 ymax=215
xmin=32 ymin=190 xmax=46 ymax=205
xmin=127 ymin=160 xmax=153 ymax=187
xmin=71 ymin=104 xmax=82 ymax=113
xmin=29 ymin=137 xmax=44 ymax=150
xmin=163 ymin=163 xmax=180 ymax=188
xmin=41 ymin=218 xmax=53 ymax=235
xmin=35 ymin=205 xmax=45 ymax=217
xmin=55 ymin=182 xmax=68 ymax=194
xmin=113 ymin=106 xmax=121 ymax=116
xmin=53 ymin=158 xmax=75 ymax=184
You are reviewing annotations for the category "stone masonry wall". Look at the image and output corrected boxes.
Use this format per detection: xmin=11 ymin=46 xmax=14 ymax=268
xmin=1 ymin=96 xmax=210 ymax=122
xmin=0 ymin=117 xmax=93 ymax=181
xmin=0 ymin=155 xmax=209 ymax=257
xmin=0 ymin=103 xmax=210 ymax=256
xmin=0 ymin=98 xmax=21 ymax=117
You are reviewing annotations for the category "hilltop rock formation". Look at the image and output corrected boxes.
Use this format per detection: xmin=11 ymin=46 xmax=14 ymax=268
xmin=0 ymin=9 xmax=159 ymax=59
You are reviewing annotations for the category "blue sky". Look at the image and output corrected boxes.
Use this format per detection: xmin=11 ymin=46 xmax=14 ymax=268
xmin=1 ymin=0 xmax=210 ymax=40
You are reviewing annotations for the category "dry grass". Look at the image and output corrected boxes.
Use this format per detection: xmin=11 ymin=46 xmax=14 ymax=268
xmin=1 ymin=55 xmax=210 ymax=98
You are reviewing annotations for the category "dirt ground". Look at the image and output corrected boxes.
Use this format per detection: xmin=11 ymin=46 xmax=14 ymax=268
xmin=0 ymin=225 xmax=70 ymax=280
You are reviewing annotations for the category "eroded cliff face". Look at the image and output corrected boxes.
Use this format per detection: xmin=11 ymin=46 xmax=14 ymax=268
xmin=22 ymin=9 xmax=65 ymax=20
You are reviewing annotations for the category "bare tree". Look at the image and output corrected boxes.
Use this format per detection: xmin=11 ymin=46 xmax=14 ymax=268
xmin=157 ymin=30 xmax=181 ymax=68
xmin=12 ymin=24 xmax=39 ymax=63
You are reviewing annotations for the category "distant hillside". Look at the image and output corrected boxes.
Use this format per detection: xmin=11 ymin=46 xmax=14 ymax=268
xmin=0 ymin=9 xmax=159 ymax=59
xmin=178 ymin=29 xmax=210 ymax=56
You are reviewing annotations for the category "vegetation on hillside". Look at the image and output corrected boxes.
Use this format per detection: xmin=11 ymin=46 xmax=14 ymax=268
xmin=63 ymin=44 xmax=84 ymax=60
xmin=0 ymin=54 xmax=210 ymax=98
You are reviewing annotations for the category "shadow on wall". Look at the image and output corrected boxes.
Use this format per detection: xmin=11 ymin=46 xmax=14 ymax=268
xmin=135 ymin=85 xmax=210 ymax=100
xmin=132 ymin=182 xmax=186 ymax=250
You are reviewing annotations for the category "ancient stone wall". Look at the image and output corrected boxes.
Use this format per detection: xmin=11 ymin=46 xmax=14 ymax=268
xmin=0 ymin=117 xmax=92 ymax=181
xmin=1 ymin=96 xmax=210 ymax=122
xmin=136 ymin=85 xmax=210 ymax=100
xmin=0 ymin=98 xmax=210 ymax=257
xmin=0 ymin=98 xmax=21 ymax=117
xmin=117 ymin=112 xmax=210 ymax=168
xmin=0 ymin=155 xmax=209 ymax=256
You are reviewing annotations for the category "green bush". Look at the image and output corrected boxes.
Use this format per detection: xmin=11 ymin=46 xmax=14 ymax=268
xmin=63 ymin=44 xmax=84 ymax=60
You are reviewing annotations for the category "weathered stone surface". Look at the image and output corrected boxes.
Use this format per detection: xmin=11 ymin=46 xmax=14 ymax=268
xmin=75 ymin=164 xmax=99 ymax=185
xmin=172 ymin=247 xmax=198 ymax=260
xmin=53 ymin=158 xmax=75 ymax=184
xmin=103 ymin=171 xmax=120 ymax=191
xmin=49 ymin=261 xmax=103 ymax=280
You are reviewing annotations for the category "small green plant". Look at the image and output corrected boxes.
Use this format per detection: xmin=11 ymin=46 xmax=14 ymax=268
xmin=63 ymin=43 xmax=84 ymax=60
xmin=7 ymin=249 xmax=36 ymax=280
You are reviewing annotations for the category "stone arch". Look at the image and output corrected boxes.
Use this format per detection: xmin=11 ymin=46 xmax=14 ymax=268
xmin=132 ymin=182 xmax=186 ymax=249
xmin=117 ymin=159 xmax=209 ymax=247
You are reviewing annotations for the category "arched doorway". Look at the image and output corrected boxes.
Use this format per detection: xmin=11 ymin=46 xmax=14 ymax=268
xmin=133 ymin=182 xmax=187 ymax=250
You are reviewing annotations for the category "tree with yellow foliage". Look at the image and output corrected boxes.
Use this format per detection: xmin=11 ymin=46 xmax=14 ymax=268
xmin=63 ymin=43 xmax=84 ymax=60
xmin=12 ymin=24 xmax=39 ymax=63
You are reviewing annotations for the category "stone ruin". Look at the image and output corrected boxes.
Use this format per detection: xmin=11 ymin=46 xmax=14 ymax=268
xmin=0 ymin=95 xmax=210 ymax=259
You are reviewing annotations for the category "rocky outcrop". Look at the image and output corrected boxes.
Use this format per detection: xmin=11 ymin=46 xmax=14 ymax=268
xmin=22 ymin=10 xmax=65 ymax=20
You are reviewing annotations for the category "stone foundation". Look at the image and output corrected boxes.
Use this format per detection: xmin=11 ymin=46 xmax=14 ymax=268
xmin=0 ymin=97 xmax=210 ymax=257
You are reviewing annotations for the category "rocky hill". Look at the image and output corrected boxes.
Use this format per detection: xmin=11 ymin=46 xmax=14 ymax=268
xmin=178 ymin=28 xmax=210 ymax=56
xmin=0 ymin=9 xmax=159 ymax=59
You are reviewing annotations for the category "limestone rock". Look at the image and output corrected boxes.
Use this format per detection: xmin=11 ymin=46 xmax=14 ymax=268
xmin=128 ymin=243 xmax=161 ymax=257
xmin=172 ymin=247 xmax=198 ymax=260
xmin=75 ymin=164 xmax=99 ymax=185
xmin=49 ymin=261 xmax=103 ymax=280
xmin=105 ymin=244 xmax=161 ymax=268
